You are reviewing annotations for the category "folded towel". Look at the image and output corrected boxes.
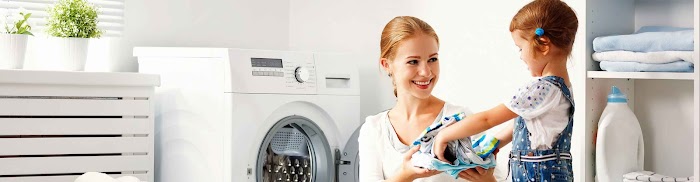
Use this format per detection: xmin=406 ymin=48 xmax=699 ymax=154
xmin=637 ymin=26 xmax=693 ymax=33
xmin=623 ymin=171 xmax=694 ymax=182
xmin=593 ymin=30 xmax=693 ymax=52
xmin=593 ymin=51 xmax=695 ymax=64
xmin=410 ymin=112 xmax=497 ymax=179
xmin=599 ymin=61 xmax=694 ymax=72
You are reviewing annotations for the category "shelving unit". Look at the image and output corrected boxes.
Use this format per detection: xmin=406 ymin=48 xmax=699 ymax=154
xmin=572 ymin=0 xmax=699 ymax=181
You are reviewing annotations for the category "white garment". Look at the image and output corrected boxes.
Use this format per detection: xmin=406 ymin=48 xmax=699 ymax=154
xmin=593 ymin=51 xmax=695 ymax=64
xmin=623 ymin=171 xmax=695 ymax=182
xmin=358 ymin=102 xmax=470 ymax=182
xmin=504 ymin=77 xmax=572 ymax=149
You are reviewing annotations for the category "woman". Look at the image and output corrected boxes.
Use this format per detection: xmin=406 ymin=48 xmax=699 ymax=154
xmin=358 ymin=16 xmax=497 ymax=182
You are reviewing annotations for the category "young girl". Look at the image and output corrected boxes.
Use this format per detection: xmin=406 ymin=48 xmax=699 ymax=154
xmin=433 ymin=0 xmax=579 ymax=181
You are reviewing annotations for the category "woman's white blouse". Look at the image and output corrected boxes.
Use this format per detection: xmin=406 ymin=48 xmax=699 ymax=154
xmin=358 ymin=103 xmax=471 ymax=182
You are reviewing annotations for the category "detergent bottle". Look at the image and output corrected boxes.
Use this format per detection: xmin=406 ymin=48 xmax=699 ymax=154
xmin=595 ymin=86 xmax=645 ymax=182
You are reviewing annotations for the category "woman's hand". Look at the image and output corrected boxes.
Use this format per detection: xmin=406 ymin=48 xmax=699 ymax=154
xmin=389 ymin=146 xmax=441 ymax=182
xmin=458 ymin=167 xmax=496 ymax=182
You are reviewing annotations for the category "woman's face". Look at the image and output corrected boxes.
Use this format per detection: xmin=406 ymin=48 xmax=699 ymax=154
xmin=383 ymin=33 xmax=440 ymax=99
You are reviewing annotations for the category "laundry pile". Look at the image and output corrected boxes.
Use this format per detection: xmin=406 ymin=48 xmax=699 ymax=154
xmin=410 ymin=112 xmax=499 ymax=178
xmin=593 ymin=26 xmax=695 ymax=72
xmin=623 ymin=171 xmax=695 ymax=182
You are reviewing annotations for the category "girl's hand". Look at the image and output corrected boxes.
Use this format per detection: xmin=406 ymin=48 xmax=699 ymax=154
xmin=432 ymin=134 xmax=450 ymax=163
xmin=458 ymin=167 xmax=496 ymax=182
xmin=394 ymin=146 xmax=441 ymax=181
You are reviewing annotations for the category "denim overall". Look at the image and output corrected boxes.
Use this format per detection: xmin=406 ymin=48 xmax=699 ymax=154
xmin=509 ymin=76 xmax=574 ymax=182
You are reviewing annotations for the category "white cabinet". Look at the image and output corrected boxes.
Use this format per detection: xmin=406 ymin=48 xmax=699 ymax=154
xmin=0 ymin=70 xmax=160 ymax=182
xmin=571 ymin=0 xmax=699 ymax=181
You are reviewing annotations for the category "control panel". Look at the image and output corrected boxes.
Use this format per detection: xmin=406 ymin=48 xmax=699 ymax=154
xmin=247 ymin=54 xmax=316 ymax=93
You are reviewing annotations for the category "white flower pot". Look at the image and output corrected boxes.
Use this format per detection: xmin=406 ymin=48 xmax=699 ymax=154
xmin=0 ymin=34 xmax=28 ymax=69
xmin=54 ymin=37 xmax=89 ymax=71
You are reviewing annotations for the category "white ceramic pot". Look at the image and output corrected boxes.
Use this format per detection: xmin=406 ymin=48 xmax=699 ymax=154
xmin=55 ymin=37 xmax=89 ymax=71
xmin=0 ymin=34 xmax=28 ymax=69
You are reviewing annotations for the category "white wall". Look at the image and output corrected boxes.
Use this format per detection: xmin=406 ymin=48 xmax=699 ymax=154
xmin=109 ymin=0 xmax=290 ymax=72
xmin=635 ymin=0 xmax=694 ymax=31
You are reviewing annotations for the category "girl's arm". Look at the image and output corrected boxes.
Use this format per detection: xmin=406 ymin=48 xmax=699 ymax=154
xmin=494 ymin=121 xmax=514 ymax=150
xmin=433 ymin=104 xmax=518 ymax=162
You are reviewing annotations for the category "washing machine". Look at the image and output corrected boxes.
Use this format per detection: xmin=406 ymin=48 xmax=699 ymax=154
xmin=135 ymin=47 xmax=361 ymax=182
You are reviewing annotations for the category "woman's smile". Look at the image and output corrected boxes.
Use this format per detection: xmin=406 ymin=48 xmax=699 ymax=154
xmin=412 ymin=78 xmax=432 ymax=89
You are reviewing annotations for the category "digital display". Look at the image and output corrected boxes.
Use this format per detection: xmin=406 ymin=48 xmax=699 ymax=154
xmin=251 ymin=58 xmax=283 ymax=68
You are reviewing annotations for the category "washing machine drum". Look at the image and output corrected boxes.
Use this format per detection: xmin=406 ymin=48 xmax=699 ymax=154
xmin=256 ymin=116 xmax=360 ymax=182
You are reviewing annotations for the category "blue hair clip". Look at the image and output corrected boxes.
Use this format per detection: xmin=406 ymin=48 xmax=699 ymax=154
xmin=535 ymin=28 xmax=545 ymax=36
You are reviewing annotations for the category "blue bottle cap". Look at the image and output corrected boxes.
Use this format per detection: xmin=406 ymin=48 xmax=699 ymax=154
xmin=607 ymin=86 xmax=627 ymax=103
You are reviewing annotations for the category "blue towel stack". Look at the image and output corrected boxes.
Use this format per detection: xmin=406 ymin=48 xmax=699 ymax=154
xmin=592 ymin=26 xmax=695 ymax=73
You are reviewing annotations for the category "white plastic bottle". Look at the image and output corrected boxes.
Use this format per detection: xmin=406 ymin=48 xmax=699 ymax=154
xmin=595 ymin=86 xmax=645 ymax=182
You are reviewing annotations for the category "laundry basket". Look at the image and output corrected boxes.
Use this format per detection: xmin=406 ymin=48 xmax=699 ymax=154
xmin=270 ymin=127 xmax=309 ymax=157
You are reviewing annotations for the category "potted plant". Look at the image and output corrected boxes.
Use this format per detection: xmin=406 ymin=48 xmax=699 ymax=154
xmin=46 ymin=0 xmax=103 ymax=71
xmin=0 ymin=8 xmax=33 ymax=69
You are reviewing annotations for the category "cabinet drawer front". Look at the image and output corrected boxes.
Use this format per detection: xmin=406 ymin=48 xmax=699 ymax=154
xmin=0 ymin=137 xmax=151 ymax=155
xmin=0 ymin=118 xmax=152 ymax=135
xmin=0 ymin=98 xmax=151 ymax=116
xmin=0 ymin=155 xmax=150 ymax=175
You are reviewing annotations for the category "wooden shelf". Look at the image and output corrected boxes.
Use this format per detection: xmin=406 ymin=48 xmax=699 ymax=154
xmin=587 ymin=71 xmax=696 ymax=80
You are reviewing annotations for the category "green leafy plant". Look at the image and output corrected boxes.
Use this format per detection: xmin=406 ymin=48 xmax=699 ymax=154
xmin=46 ymin=0 xmax=103 ymax=38
xmin=2 ymin=8 xmax=33 ymax=35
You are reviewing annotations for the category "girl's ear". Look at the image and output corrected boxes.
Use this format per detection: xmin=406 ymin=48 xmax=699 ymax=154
xmin=380 ymin=58 xmax=392 ymax=75
xmin=537 ymin=36 xmax=551 ymax=56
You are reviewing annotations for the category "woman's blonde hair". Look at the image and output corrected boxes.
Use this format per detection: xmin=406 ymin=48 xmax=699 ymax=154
xmin=380 ymin=16 xmax=439 ymax=97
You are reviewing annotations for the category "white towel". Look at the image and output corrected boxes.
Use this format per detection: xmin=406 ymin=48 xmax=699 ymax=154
xmin=593 ymin=51 xmax=695 ymax=64
xmin=623 ymin=171 xmax=694 ymax=182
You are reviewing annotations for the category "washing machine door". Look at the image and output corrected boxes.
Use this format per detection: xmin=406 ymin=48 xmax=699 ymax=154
xmin=257 ymin=116 xmax=334 ymax=182
xmin=337 ymin=126 xmax=361 ymax=182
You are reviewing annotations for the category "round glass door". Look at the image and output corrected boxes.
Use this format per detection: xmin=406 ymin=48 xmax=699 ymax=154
xmin=257 ymin=116 xmax=333 ymax=182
